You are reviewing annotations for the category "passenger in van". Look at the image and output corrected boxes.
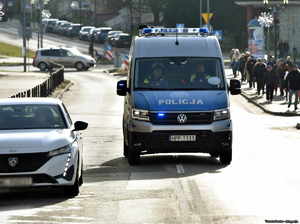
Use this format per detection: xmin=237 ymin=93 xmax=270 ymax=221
xmin=143 ymin=63 xmax=168 ymax=88
xmin=190 ymin=63 xmax=213 ymax=88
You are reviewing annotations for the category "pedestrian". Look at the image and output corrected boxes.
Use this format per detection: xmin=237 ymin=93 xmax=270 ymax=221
xmin=238 ymin=53 xmax=247 ymax=82
xmin=245 ymin=56 xmax=256 ymax=89
xmin=89 ymin=35 xmax=95 ymax=58
xmin=276 ymin=60 xmax=287 ymax=98
xmin=285 ymin=62 xmax=300 ymax=111
xmin=265 ymin=64 xmax=278 ymax=103
xmin=231 ymin=49 xmax=240 ymax=78
xmin=253 ymin=59 xmax=267 ymax=95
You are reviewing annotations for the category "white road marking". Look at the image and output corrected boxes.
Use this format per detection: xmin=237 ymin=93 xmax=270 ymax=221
xmin=176 ymin=164 xmax=185 ymax=174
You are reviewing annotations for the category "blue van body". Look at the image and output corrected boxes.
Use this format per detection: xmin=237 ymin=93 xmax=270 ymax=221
xmin=117 ymin=29 xmax=241 ymax=165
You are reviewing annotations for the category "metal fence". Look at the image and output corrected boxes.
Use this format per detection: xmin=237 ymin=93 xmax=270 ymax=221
xmin=11 ymin=67 xmax=64 ymax=98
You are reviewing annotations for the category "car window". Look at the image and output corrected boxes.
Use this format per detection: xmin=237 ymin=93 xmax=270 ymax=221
xmin=0 ymin=104 xmax=67 ymax=130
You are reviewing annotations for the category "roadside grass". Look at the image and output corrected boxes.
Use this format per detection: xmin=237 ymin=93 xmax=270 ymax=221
xmin=0 ymin=42 xmax=35 ymax=58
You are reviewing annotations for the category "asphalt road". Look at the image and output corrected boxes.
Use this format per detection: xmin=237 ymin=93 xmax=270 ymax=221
xmin=1 ymin=26 xmax=300 ymax=223
xmin=1 ymin=68 xmax=300 ymax=224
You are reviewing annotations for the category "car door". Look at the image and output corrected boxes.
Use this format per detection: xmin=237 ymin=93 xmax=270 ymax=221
xmin=59 ymin=49 xmax=75 ymax=68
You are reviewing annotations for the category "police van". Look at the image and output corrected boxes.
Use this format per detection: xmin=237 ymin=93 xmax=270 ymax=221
xmin=117 ymin=27 xmax=241 ymax=165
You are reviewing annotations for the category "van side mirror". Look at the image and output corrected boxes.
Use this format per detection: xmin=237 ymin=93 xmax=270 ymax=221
xmin=117 ymin=80 xmax=129 ymax=96
xmin=73 ymin=121 xmax=88 ymax=131
xmin=229 ymin=79 xmax=241 ymax=95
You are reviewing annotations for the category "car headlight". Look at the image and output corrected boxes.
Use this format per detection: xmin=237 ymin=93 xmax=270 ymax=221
xmin=48 ymin=144 xmax=72 ymax=157
xmin=214 ymin=108 xmax=230 ymax=121
xmin=132 ymin=108 xmax=150 ymax=121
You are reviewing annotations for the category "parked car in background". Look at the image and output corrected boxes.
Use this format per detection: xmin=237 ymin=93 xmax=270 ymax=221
xmin=53 ymin=20 xmax=69 ymax=34
xmin=66 ymin=24 xmax=82 ymax=37
xmin=79 ymin=26 xmax=95 ymax=41
xmin=111 ymin=33 xmax=132 ymax=48
xmin=0 ymin=98 xmax=88 ymax=197
xmin=95 ymin=27 xmax=112 ymax=43
xmin=87 ymin=27 xmax=101 ymax=41
xmin=107 ymin=30 xmax=123 ymax=44
xmin=43 ymin=18 xmax=58 ymax=33
xmin=57 ymin=22 xmax=72 ymax=35
xmin=33 ymin=47 xmax=96 ymax=71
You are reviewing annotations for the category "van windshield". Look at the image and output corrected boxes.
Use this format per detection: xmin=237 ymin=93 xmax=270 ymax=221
xmin=134 ymin=57 xmax=225 ymax=90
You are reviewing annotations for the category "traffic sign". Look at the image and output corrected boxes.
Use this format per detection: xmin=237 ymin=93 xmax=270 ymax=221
xmin=201 ymin=13 xmax=213 ymax=24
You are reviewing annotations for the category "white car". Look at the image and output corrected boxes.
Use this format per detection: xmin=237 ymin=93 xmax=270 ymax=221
xmin=0 ymin=98 xmax=88 ymax=197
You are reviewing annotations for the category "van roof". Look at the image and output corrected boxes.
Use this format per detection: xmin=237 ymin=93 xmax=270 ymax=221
xmin=133 ymin=36 xmax=222 ymax=58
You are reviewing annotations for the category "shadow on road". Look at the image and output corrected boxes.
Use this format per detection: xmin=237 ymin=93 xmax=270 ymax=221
xmin=84 ymin=154 xmax=226 ymax=183
xmin=0 ymin=188 xmax=69 ymax=211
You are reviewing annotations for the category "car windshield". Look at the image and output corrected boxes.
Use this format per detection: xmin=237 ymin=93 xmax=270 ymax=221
xmin=134 ymin=57 xmax=225 ymax=90
xmin=83 ymin=27 xmax=92 ymax=32
xmin=0 ymin=104 xmax=67 ymax=130
xmin=68 ymin=48 xmax=82 ymax=55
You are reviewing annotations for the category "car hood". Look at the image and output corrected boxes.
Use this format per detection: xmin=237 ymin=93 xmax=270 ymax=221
xmin=0 ymin=129 xmax=74 ymax=154
xmin=134 ymin=90 xmax=228 ymax=111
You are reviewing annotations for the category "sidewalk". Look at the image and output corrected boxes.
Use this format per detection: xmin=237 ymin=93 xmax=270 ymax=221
xmin=0 ymin=56 xmax=33 ymax=65
xmin=241 ymin=81 xmax=300 ymax=116
xmin=0 ymin=71 xmax=48 ymax=98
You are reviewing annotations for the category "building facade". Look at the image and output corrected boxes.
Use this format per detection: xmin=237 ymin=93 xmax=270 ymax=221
xmin=235 ymin=1 xmax=300 ymax=58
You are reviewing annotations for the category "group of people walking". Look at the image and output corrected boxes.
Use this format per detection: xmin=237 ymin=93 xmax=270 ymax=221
xmin=230 ymin=49 xmax=300 ymax=111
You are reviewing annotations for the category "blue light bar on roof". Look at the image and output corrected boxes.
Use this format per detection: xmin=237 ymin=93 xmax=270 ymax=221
xmin=199 ymin=27 xmax=209 ymax=34
xmin=142 ymin=28 xmax=203 ymax=35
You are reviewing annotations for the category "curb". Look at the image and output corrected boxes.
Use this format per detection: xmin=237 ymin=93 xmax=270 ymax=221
xmin=240 ymin=92 xmax=300 ymax=117
xmin=51 ymin=81 xmax=73 ymax=99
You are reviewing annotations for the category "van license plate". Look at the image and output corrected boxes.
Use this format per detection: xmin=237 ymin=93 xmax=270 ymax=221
xmin=169 ymin=135 xmax=196 ymax=142
xmin=0 ymin=177 xmax=32 ymax=187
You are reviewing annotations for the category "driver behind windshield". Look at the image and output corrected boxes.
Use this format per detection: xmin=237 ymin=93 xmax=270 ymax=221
xmin=190 ymin=63 xmax=214 ymax=88
xmin=143 ymin=63 xmax=168 ymax=88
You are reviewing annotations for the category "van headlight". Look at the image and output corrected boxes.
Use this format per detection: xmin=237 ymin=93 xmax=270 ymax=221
xmin=48 ymin=144 xmax=72 ymax=157
xmin=214 ymin=108 xmax=230 ymax=121
xmin=132 ymin=108 xmax=150 ymax=121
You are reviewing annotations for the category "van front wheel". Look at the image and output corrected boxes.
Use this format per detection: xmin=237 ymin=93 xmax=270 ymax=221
xmin=219 ymin=147 xmax=232 ymax=165
xmin=127 ymin=132 xmax=140 ymax=165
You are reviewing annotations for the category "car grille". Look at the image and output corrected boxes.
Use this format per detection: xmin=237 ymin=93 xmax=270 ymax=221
xmin=150 ymin=112 xmax=213 ymax=125
xmin=0 ymin=152 xmax=50 ymax=173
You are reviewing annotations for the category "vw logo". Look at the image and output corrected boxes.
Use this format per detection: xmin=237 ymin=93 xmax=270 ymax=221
xmin=177 ymin=114 xmax=187 ymax=124
xmin=8 ymin=157 xmax=19 ymax=168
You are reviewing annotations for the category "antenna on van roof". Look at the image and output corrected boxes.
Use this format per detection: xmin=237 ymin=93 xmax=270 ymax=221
xmin=175 ymin=31 xmax=179 ymax=46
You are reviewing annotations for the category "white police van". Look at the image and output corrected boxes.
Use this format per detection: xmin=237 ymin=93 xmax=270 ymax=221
xmin=117 ymin=27 xmax=241 ymax=165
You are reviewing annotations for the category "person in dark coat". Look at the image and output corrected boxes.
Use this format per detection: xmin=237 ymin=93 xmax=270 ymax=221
xmin=246 ymin=57 xmax=256 ymax=88
xmin=276 ymin=60 xmax=287 ymax=97
xmin=253 ymin=59 xmax=267 ymax=95
xmin=265 ymin=64 xmax=278 ymax=103
xmin=286 ymin=62 xmax=300 ymax=111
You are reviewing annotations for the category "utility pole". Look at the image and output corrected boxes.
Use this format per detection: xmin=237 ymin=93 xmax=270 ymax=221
xmin=94 ymin=0 xmax=97 ymax=26
xmin=22 ymin=0 xmax=27 ymax=72
xmin=200 ymin=0 xmax=202 ymax=27
xmin=79 ymin=0 xmax=82 ymax=24
xmin=207 ymin=0 xmax=210 ymax=27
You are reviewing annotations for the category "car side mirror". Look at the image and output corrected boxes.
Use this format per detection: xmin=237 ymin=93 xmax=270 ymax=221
xmin=229 ymin=79 xmax=241 ymax=95
xmin=73 ymin=121 xmax=88 ymax=131
xmin=117 ymin=80 xmax=129 ymax=96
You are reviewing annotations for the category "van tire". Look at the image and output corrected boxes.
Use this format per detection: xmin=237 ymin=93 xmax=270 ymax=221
xmin=209 ymin=152 xmax=219 ymax=158
xmin=219 ymin=147 xmax=232 ymax=165
xmin=127 ymin=132 xmax=140 ymax=165
xmin=38 ymin=62 xmax=48 ymax=72
xmin=75 ymin=62 xmax=85 ymax=71
xmin=123 ymin=139 xmax=128 ymax=158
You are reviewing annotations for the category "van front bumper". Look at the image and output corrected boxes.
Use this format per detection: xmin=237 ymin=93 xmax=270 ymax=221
xmin=128 ymin=119 xmax=232 ymax=154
